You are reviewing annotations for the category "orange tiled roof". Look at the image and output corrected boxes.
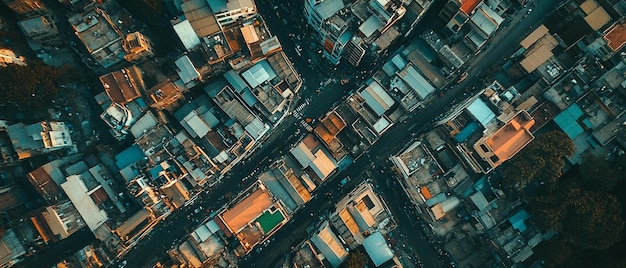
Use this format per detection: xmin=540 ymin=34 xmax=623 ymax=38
xmin=460 ymin=0 xmax=481 ymax=15
xmin=604 ymin=23 xmax=626 ymax=51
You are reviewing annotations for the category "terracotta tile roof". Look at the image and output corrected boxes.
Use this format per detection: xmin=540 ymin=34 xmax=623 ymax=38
xmin=460 ymin=0 xmax=481 ymax=15
xmin=604 ymin=23 xmax=626 ymax=51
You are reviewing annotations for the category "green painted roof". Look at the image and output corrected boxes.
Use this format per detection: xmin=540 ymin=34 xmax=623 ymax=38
xmin=257 ymin=210 xmax=284 ymax=234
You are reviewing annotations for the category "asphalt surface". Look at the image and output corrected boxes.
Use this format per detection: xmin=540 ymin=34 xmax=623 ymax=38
xmin=241 ymin=0 xmax=562 ymax=267
xmin=21 ymin=0 xmax=560 ymax=267
xmin=121 ymin=0 xmax=561 ymax=267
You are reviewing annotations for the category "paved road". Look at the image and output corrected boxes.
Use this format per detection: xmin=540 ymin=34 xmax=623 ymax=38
xmin=243 ymin=0 xmax=562 ymax=267
xmin=21 ymin=0 xmax=561 ymax=267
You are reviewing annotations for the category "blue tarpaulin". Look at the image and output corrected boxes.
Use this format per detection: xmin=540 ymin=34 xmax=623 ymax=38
xmin=509 ymin=210 xmax=530 ymax=232
xmin=553 ymin=103 xmax=584 ymax=139
xmin=455 ymin=121 xmax=480 ymax=143
xmin=115 ymin=145 xmax=144 ymax=169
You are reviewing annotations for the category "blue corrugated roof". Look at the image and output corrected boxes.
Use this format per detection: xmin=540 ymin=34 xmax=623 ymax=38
xmin=455 ymin=121 xmax=480 ymax=143
xmin=149 ymin=165 xmax=164 ymax=179
xmin=426 ymin=193 xmax=447 ymax=207
xmin=413 ymin=38 xmax=437 ymax=62
xmin=136 ymin=98 xmax=147 ymax=108
xmin=241 ymin=88 xmax=258 ymax=107
xmin=509 ymin=210 xmax=529 ymax=232
xmin=467 ymin=98 xmax=496 ymax=127
xmin=553 ymin=103 xmax=584 ymax=139
xmin=115 ymin=145 xmax=144 ymax=169
xmin=582 ymin=118 xmax=593 ymax=129
xmin=224 ymin=70 xmax=249 ymax=94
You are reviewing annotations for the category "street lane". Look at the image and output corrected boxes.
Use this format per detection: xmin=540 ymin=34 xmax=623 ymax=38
xmin=120 ymin=0 xmax=561 ymax=267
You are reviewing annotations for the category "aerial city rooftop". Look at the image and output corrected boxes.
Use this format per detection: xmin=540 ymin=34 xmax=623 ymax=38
xmin=1 ymin=0 xmax=626 ymax=267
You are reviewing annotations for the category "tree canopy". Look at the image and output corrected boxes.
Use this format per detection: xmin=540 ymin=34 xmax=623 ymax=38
xmin=0 ymin=61 xmax=72 ymax=112
xmin=534 ymin=239 xmax=573 ymax=267
xmin=499 ymin=130 xmax=574 ymax=190
xmin=117 ymin=0 xmax=167 ymax=26
xmin=578 ymin=153 xmax=621 ymax=192
xmin=341 ymin=250 xmax=368 ymax=268
xmin=531 ymin=187 xmax=624 ymax=250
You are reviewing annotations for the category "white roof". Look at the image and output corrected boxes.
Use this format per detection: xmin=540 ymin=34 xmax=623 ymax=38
xmin=183 ymin=111 xmax=210 ymax=138
xmin=260 ymin=36 xmax=282 ymax=55
xmin=310 ymin=224 xmax=348 ymax=268
xmin=312 ymin=0 xmax=345 ymax=21
xmin=48 ymin=130 xmax=71 ymax=147
xmin=359 ymin=15 xmax=384 ymax=38
xmin=311 ymin=150 xmax=336 ymax=180
xmin=291 ymin=143 xmax=316 ymax=167
xmin=241 ymin=60 xmax=277 ymax=88
xmin=105 ymin=105 xmax=125 ymax=122
xmin=373 ymin=117 xmax=391 ymax=134
xmin=130 ymin=111 xmax=159 ymax=139
xmin=193 ymin=225 xmax=212 ymax=242
xmin=359 ymin=80 xmax=395 ymax=116
xmin=399 ymin=64 xmax=435 ymax=100
xmin=363 ymin=232 xmax=394 ymax=267
xmin=470 ymin=4 xmax=503 ymax=36
xmin=61 ymin=175 xmax=108 ymax=231
xmin=470 ymin=192 xmax=489 ymax=210
xmin=173 ymin=20 xmax=201 ymax=50
xmin=175 ymin=55 xmax=201 ymax=84
xmin=467 ymin=98 xmax=496 ymax=127
xmin=244 ymin=118 xmax=269 ymax=140
xmin=208 ymin=0 xmax=255 ymax=13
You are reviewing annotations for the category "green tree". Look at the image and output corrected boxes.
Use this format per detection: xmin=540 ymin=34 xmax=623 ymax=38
xmin=579 ymin=153 xmax=621 ymax=192
xmin=530 ymin=187 xmax=624 ymax=250
xmin=341 ymin=250 xmax=368 ymax=268
xmin=535 ymin=239 xmax=573 ymax=267
xmin=560 ymin=188 xmax=624 ymax=250
xmin=499 ymin=130 xmax=574 ymax=190
xmin=529 ymin=194 xmax=563 ymax=230
xmin=0 ymin=60 xmax=72 ymax=112
xmin=117 ymin=0 xmax=167 ymax=25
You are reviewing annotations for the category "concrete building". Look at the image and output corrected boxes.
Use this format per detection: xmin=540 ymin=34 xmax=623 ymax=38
xmin=346 ymin=79 xmax=397 ymax=136
xmin=123 ymin=32 xmax=154 ymax=63
xmin=68 ymin=7 xmax=125 ymax=68
xmin=304 ymin=0 xmax=345 ymax=32
xmin=305 ymin=0 xmax=431 ymax=66
xmin=40 ymin=201 xmax=85 ymax=240
xmin=329 ymin=183 xmax=395 ymax=248
xmin=6 ymin=121 xmax=74 ymax=160
xmin=290 ymin=134 xmax=338 ymax=183
xmin=310 ymin=221 xmax=348 ymax=268
xmin=436 ymin=83 xmax=532 ymax=174
xmin=17 ymin=15 xmax=62 ymax=50
xmin=60 ymin=174 xmax=108 ymax=232
xmin=207 ymin=0 xmax=257 ymax=28
xmin=259 ymin=155 xmax=314 ymax=213
xmin=98 ymin=65 xmax=148 ymax=140
xmin=0 ymin=49 xmax=26 ymax=67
